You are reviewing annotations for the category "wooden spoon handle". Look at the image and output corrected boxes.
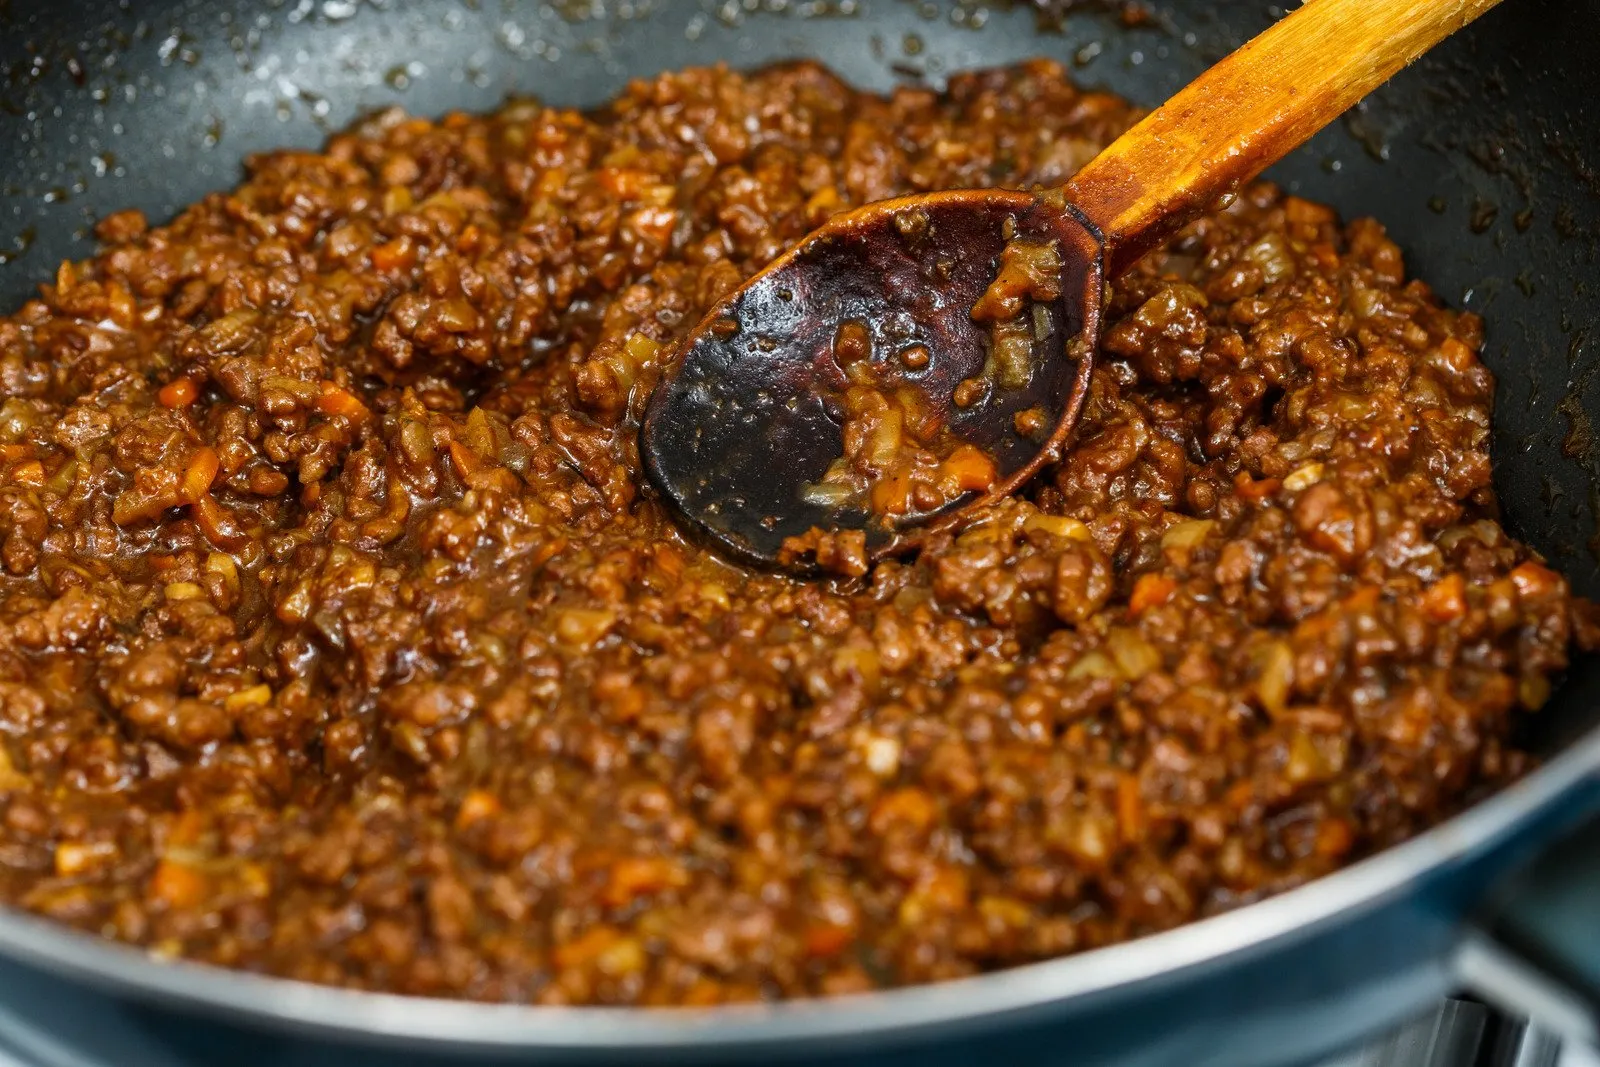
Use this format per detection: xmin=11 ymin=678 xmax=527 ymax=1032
xmin=1062 ymin=0 xmax=1503 ymax=277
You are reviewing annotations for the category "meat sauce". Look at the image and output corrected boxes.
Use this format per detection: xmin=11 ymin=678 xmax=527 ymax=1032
xmin=0 ymin=59 xmax=1590 ymax=1005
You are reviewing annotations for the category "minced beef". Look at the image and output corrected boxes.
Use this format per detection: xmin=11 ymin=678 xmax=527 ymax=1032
xmin=0 ymin=58 xmax=1590 ymax=1005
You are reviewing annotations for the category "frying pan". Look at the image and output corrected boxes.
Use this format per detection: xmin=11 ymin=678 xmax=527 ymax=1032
xmin=2 ymin=1 xmax=1599 ymax=1064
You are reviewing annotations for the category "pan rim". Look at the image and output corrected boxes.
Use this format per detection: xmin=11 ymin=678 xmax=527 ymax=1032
xmin=0 ymin=0 xmax=1589 ymax=1050
xmin=0 ymin=722 xmax=1589 ymax=1051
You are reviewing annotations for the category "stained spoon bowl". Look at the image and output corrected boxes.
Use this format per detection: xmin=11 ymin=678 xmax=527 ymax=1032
xmin=641 ymin=189 xmax=1102 ymax=569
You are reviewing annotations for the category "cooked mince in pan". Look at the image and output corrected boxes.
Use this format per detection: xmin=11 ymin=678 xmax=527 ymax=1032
xmin=0 ymin=59 xmax=1592 ymax=1005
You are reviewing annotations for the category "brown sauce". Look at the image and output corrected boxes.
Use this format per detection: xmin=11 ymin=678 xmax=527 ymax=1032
xmin=0 ymin=59 xmax=1589 ymax=1006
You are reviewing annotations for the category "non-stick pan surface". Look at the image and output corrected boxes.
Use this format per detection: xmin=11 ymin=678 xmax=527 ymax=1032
xmin=2 ymin=2 xmax=1600 ymax=1065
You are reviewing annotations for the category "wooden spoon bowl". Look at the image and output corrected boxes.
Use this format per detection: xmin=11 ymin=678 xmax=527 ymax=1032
xmin=641 ymin=190 xmax=1102 ymax=568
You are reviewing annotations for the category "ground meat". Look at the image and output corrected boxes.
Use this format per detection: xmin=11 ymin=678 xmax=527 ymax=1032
xmin=0 ymin=58 xmax=1589 ymax=1005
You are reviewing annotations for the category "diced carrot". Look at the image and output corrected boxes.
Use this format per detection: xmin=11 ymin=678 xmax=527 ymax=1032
xmin=180 ymin=447 xmax=220 ymax=505
xmin=681 ymin=979 xmax=725 ymax=1006
xmin=650 ymin=543 xmax=681 ymax=579
xmin=904 ymin=866 xmax=969 ymax=919
xmin=937 ymin=444 xmax=997 ymax=495
xmin=148 ymin=859 xmax=207 ymax=910
xmin=1128 ymin=573 xmax=1177 ymax=616
xmin=552 ymin=925 xmax=620 ymax=970
xmin=1233 ymin=470 xmax=1282 ymax=504
xmin=868 ymin=787 xmax=938 ymax=834
xmin=316 ymin=381 xmax=370 ymax=421
xmin=446 ymin=440 xmax=480 ymax=479
xmin=805 ymin=187 xmax=842 ymax=225
xmin=1283 ymin=196 xmax=1336 ymax=226
xmin=369 ymin=237 xmax=416 ymax=273
xmin=1116 ymin=773 xmax=1145 ymax=843
xmin=626 ymin=206 xmax=678 ymax=247
xmin=802 ymin=923 xmax=854 ymax=960
xmin=530 ymin=537 xmax=569 ymax=569
xmin=1224 ymin=779 xmax=1256 ymax=809
xmin=112 ymin=486 xmax=168 ymax=526
xmin=9 ymin=461 xmax=43 ymax=488
xmin=597 ymin=167 xmax=653 ymax=199
xmin=55 ymin=840 xmax=116 ymax=877
xmin=1509 ymin=560 xmax=1561 ymax=602
xmin=454 ymin=789 xmax=502 ymax=830
xmin=601 ymin=856 xmax=688 ymax=908
xmin=158 ymin=378 xmax=199 ymax=408
xmin=1437 ymin=337 xmax=1475 ymax=373
xmin=1315 ymin=817 xmax=1354 ymax=859
xmin=1306 ymin=243 xmax=1340 ymax=272
xmin=1340 ymin=586 xmax=1381 ymax=613
xmin=1418 ymin=573 xmax=1467 ymax=623
xmin=534 ymin=169 xmax=567 ymax=200
xmin=977 ymin=895 xmax=1032 ymax=928
xmin=595 ymin=936 xmax=646 ymax=976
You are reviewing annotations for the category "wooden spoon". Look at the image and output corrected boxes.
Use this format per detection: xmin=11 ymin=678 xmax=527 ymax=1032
xmin=641 ymin=0 xmax=1502 ymax=573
